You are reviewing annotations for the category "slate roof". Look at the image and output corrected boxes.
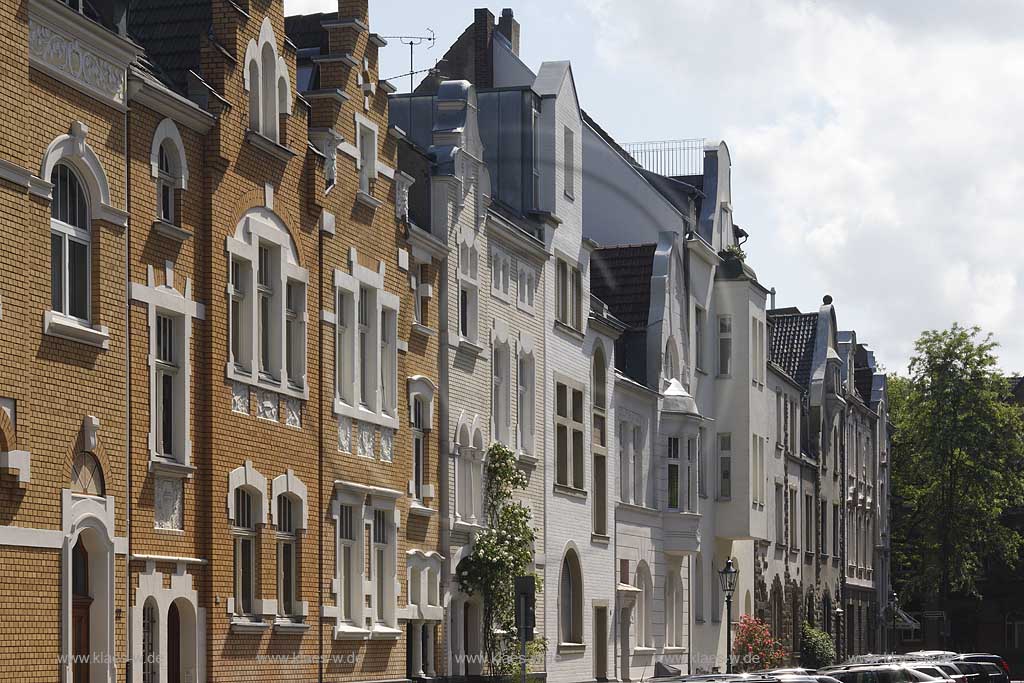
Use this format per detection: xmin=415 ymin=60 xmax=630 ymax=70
xmin=768 ymin=309 xmax=818 ymax=388
xmin=128 ymin=0 xmax=211 ymax=94
xmin=284 ymin=12 xmax=332 ymax=50
xmin=855 ymin=366 xmax=874 ymax=404
xmin=590 ymin=244 xmax=656 ymax=330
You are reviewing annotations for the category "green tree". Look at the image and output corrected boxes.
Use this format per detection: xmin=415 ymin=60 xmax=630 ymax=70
xmin=456 ymin=443 xmax=544 ymax=675
xmin=890 ymin=324 xmax=1024 ymax=611
xmin=799 ymin=622 xmax=836 ymax=669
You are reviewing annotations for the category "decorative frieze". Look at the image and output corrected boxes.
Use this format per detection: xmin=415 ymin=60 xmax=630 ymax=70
xmin=285 ymin=397 xmax=302 ymax=428
xmin=380 ymin=428 xmax=394 ymax=463
xmin=232 ymin=382 xmax=250 ymax=414
xmin=28 ymin=17 xmax=126 ymax=107
xmin=255 ymin=389 xmax=278 ymax=421
xmin=338 ymin=416 xmax=352 ymax=453
xmin=357 ymin=422 xmax=374 ymax=458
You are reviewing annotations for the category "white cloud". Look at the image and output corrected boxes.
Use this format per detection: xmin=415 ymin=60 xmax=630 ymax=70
xmin=574 ymin=0 xmax=1024 ymax=374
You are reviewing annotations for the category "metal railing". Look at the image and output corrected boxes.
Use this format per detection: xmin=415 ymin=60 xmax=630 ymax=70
xmin=621 ymin=138 xmax=706 ymax=176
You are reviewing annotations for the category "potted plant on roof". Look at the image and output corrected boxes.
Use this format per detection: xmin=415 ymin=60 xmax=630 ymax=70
xmin=719 ymin=243 xmax=747 ymax=277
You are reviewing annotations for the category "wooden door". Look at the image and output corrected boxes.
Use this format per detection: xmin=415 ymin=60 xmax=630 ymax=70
xmin=594 ymin=606 xmax=608 ymax=680
xmin=168 ymin=602 xmax=181 ymax=683
xmin=72 ymin=596 xmax=91 ymax=683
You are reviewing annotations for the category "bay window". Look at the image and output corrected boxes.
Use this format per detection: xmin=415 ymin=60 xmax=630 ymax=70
xmin=668 ymin=437 xmax=680 ymax=510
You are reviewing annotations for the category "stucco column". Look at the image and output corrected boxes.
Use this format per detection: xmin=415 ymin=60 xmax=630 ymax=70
xmin=425 ymin=622 xmax=435 ymax=676
xmin=411 ymin=621 xmax=424 ymax=678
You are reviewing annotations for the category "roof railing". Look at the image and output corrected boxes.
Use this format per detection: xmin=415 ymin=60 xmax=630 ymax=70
xmin=621 ymin=138 xmax=705 ymax=176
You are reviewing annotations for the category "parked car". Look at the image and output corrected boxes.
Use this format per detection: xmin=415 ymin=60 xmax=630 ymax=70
xmin=954 ymin=655 xmax=1011 ymax=682
xmin=903 ymin=664 xmax=954 ymax=681
xmin=974 ymin=662 xmax=1008 ymax=683
xmin=947 ymin=660 xmax=988 ymax=683
xmin=826 ymin=664 xmax=944 ymax=683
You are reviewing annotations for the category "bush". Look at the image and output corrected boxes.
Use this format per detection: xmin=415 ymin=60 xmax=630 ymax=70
xmin=732 ymin=615 xmax=786 ymax=672
xmin=800 ymin=622 xmax=836 ymax=669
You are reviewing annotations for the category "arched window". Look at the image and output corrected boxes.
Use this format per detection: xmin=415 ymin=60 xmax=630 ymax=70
xmin=260 ymin=43 xmax=278 ymax=142
xmin=50 ymin=162 xmax=90 ymax=321
xmin=635 ymin=561 xmax=653 ymax=648
xmin=70 ymin=452 xmax=104 ymax=496
xmin=157 ymin=141 xmax=178 ymax=225
xmin=248 ymin=60 xmax=261 ymax=132
xmin=559 ymin=549 xmax=583 ymax=645
xmin=142 ymin=598 xmax=158 ymax=683
xmin=244 ymin=19 xmax=291 ymax=144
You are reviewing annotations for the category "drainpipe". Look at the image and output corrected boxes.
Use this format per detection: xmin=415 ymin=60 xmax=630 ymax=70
xmin=123 ymin=99 xmax=133 ymax=683
xmin=318 ymin=205 xmax=325 ymax=683
xmin=438 ymin=222 xmax=452 ymax=681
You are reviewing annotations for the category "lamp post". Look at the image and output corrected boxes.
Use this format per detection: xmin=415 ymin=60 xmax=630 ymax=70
xmin=833 ymin=607 xmax=844 ymax=661
xmin=890 ymin=592 xmax=898 ymax=654
xmin=718 ymin=559 xmax=739 ymax=673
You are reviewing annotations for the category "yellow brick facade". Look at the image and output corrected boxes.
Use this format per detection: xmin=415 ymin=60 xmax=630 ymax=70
xmin=0 ymin=0 xmax=441 ymax=681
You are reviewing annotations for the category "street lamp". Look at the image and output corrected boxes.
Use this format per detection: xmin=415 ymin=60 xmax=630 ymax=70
xmin=718 ymin=559 xmax=739 ymax=673
xmin=890 ymin=592 xmax=899 ymax=654
xmin=833 ymin=606 xmax=844 ymax=661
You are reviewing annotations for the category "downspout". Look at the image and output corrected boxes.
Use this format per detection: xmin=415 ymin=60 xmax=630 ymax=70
xmin=437 ymin=210 xmax=452 ymax=681
xmin=318 ymin=199 xmax=325 ymax=683
xmin=123 ymin=99 xmax=133 ymax=683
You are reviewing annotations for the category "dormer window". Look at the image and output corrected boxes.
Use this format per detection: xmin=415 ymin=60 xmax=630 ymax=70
xmin=244 ymin=18 xmax=292 ymax=144
xmin=150 ymin=119 xmax=189 ymax=232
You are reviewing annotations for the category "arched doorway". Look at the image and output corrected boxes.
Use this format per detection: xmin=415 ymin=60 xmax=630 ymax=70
xmin=72 ymin=537 xmax=91 ymax=683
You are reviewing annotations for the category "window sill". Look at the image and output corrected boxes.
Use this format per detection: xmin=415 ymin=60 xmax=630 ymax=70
xmin=227 ymin=363 xmax=309 ymax=401
xmin=411 ymin=322 xmax=436 ymax=338
xmin=452 ymin=519 xmax=485 ymax=535
xmin=149 ymin=457 xmax=196 ymax=479
xmin=44 ymin=310 xmax=110 ymax=349
xmin=632 ymin=647 xmax=656 ymax=655
xmin=591 ymin=532 xmax=610 ymax=546
xmin=456 ymin=337 xmax=484 ymax=356
xmin=564 ymin=190 xmax=575 ymax=202
xmin=369 ymin=624 xmax=402 ymax=639
xmin=517 ymin=451 xmax=538 ymax=467
xmin=695 ymin=367 xmax=708 ymax=376
xmin=553 ymin=483 xmax=587 ymax=499
xmin=230 ymin=618 xmax=270 ymax=633
xmin=334 ymin=622 xmax=371 ymax=640
xmin=333 ymin=399 xmax=399 ymax=431
xmin=152 ymin=219 xmax=192 ymax=242
xmin=663 ymin=647 xmax=687 ymax=655
xmin=273 ymin=618 xmax=310 ymax=633
xmin=553 ymin=319 xmax=584 ymax=341
xmin=355 ymin=189 xmax=384 ymax=209
xmin=557 ymin=642 xmax=585 ymax=654
xmin=408 ymin=501 xmax=436 ymax=518
xmin=245 ymin=129 xmax=297 ymax=162
xmin=154 ymin=527 xmax=185 ymax=535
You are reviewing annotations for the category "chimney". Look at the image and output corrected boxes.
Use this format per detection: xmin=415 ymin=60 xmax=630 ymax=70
xmin=472 ymin=8 xmax=496 ymax=88
xmin=339 ymin=0 xmax=368 ymax=24
xmin=497 ymin=8 xmax=520 ymax=55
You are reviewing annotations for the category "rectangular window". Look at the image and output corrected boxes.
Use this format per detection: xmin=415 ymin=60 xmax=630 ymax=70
xmin=718 ymin=315 xmax=732 ymax=375
xmin=155 ymin=314 xmax=177 ymax=458
xmin=619 ymin=423 xmax=631 ymax=503
xmin=338 ymin=505 xmax=354 ymax=621
xmin=776 ymin=391 xmax=784 ymax=447
xmin=593 ymin=452 xmax=606 ymax=535
xmin=775 ymin=484 xmax=785 ymax=544
xmin=833 ymin=504 xmax=840 ymax=556
xmin=518 ymin=355 xmax=535 ymax=455
xmin=358 ymin=125 xmax=376 ymax=194
xmin=752 ymin=433 xmax=760 ymax=505
xmin=555 ymin=381 xmax=585 ymax=489
xmin=372 ymin=509 xmax=388 ymax=624
xmin=821 ymin=500 xmax=828 ymax=555
xmin=358 ymin=287 xmax=371 ymax=406
xmin=51 ymin=233 xmax=63 ymax=312
xmin=698 ymin=427 xmax=707 ymax=498
xmin=380 ymin=308 xmax=396 ymax=416
xmin=285 ymin=281 xmax=303 ymax=388
xmin=235 ymin=536 xmax=253 ymax=615
xmin=563 ymin=126 xmax=575 ymax=198
xmin=230 ymin=259 xmax=249 ymax=372
xmin=556 ymin=259 xmax=582 ymax=330
xmin=695 ymin=307 xmax=706 ymax=372
xmin=336 ymin=289 xmax=352 ymax=404
xmin=668 ymin=437 xmax=680 ymax=510
xmin=789 ymin=488 xmax=798 ymax=548
xmin=718 ymin=433 xmax=731 ymax=499
xmin=492 ymin=343 xmax=510 ymax=444
xmin=557 ymin=259 xmax=568 ymax=324
xmin=633 ymin=426 xmax=644 ymax=506
xmin=412 ymin=401 xmax=424 ymax=501
xmin=257 ymin=244 xmax=274 ymax=378
xmin=804 ymin=494 xmax=813 ymax=551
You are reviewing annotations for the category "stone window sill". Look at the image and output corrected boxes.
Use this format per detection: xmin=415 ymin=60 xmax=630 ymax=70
xmin=355 ymin=190 xmax=383 ymax=209
xmin=149 ymin=457 xmax=196 ymax=479
xmin=557 ymin=642 xmax=585 ymax=654
xmin=411 ymin=322 xmax=436 ymax=337
xmin=273 ymin=618 xmax=310 ymax=633
xmin=553 ymin=318 xmax=584 ymax=341
xmin=553 ymin=483 xmax=587 ymax=499
xmin=153 ymin=219 xmax=192 ymax=242
xmin=230 ymin=618 xmax=270 ymax=633
xmin=408 ymin=501 xmax=436 ymax=518
xmin=44 ymin=310 xmax=110 ymax=349
xmin=245 ymin=129 xmax=297 ymax=162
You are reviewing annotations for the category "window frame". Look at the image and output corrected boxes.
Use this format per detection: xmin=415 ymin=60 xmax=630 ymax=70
xmin=232 ymin=487 xmax=257 ymax=618
xmin=50 ymin=162 xmax=91 ymax=323
xmin=667 ymin=436 xmax=681 ymax=511
xmin=554 ymin=378 xmax=585 ymax=491
xmin=276 ymin=494 xmax=298 ymax=618
xmin=717 ymin=314 xmax=732 ymax=376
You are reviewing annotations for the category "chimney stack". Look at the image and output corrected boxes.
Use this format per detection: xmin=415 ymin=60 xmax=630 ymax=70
xmin=472 ymin=8 xmax=496 ymax=88
xmin=339 ymin=0 xmax=368 ymax=24
xmin=497 ymin=8 xmax=520 ymax=56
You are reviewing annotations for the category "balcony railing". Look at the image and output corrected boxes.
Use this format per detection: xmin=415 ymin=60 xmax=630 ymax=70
xmin=621 ymin=138 xmax=706 ymax=177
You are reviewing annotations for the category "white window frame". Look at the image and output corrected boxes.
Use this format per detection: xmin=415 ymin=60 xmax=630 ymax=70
xmin=458 ymin=238 xmax=480 ymax=345
xmin=329 ymin=254 xmax=400 ymax=431
xmin=357 ymin=122 xmax=378 ymax=195
xmin=516 ymin=265 xmax=537 ymax=314
xmin=633 ymin=425 xmax=644 ymax=506
xmin=130 ymin=264 xmax=201 ymax=471
xmin=492 ymin=337 xmax=511 ymax=445
xmin=226 ymin=209 xmax=309 ymax=400
xmin=243 ymin=18 xmax=292 ymax=143
xmin=490 ymin=245 xmax=511 ymax=302
xmin=718 ymin=433 xmax=732 ymax=500
xmin=150 ymin=118 xmax=188 ymax=228
xmin=555 ymin=257 xmax=583 ymax=330
xmin=517 ymin=349 xmax=536 ymax=457
xmin=694 ymin=305 xmax=707 ymax=372
xmin=227 ymin=461 xmax=268 ymax=621
xmin=408 ymin=375 xmax=436 ymax=501
xmin=718 ymin=314 xmax=732 ymax=376
xmin=50 ymin=162 xmax=91 ymax=323
xmin=271 ymin=470 xmax=308 ymax=621
xmin=668 ymin=436 xmax=681 ymax=511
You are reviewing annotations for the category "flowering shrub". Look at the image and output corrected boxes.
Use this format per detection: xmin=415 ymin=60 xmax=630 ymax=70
xmin=456 ymin=443 xmax=544 ymax=675
xmin=732 ymin=614 xmax=787 ymax=672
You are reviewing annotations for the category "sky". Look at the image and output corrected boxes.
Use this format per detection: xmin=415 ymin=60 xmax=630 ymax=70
xmin=282 ymin=0 xmax=1024 ymax=376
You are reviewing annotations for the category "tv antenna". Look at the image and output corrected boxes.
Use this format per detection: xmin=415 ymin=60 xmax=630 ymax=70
xmin=380 ymin=29 xmax=436 ymax=94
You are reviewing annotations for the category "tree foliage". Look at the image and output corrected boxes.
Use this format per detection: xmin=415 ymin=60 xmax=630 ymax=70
xmin=890 ymin=324 xmax=1024 ymax=607
xmin=733 ymin=614 xmax=786 ymax=672
xmin=456 ymin=443 xmax=544 ymax=675
xmin=799 ymin=622 xmax=836 ymax=669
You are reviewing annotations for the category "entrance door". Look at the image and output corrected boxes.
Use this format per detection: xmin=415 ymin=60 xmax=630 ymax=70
xmin=168 ymin=602 xmax=181 ymax=683
xmin=594 ymin=606 xmax=608 ymax=680
xmin=620 ymin=607 xmax=632 ymax=681
xmin=72 ymin=596 xmax=91 ymax=683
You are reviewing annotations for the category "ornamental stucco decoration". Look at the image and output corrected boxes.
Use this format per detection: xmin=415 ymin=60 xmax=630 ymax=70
xmin=380 ymin=428 xmax=394 ymax=463
xmin=338 ymin=416 xmax=352 ymax=453
xmin=28 ymin=19 xmax=125 ymax=105
xmin=154 ymin=477 xmax=183 ymax=530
